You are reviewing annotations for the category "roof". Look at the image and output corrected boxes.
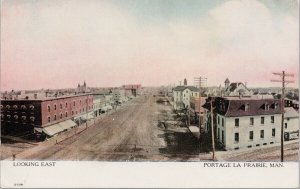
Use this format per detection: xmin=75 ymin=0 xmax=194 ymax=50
xmin=173 ymin=86 xmax=199 ymax=92
xmin=122 ymin=84 xmax=141 ymax=90
xmin=225 ymin=82 xmax=250 ymax=93
xmin=214 ymin=97 xmax=282 ymax=117
xmin=284 ymin=107 xmax=299 ymax=118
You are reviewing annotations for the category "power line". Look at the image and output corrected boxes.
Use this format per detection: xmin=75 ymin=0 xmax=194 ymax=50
xmin=271 ymin=71 xmax=294 ymax=162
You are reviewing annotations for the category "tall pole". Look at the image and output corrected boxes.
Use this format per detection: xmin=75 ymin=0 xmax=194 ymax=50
xmin=271 ymin=71 xmax=294 ymax=162
xmin=210 ymin=98 xmax=215 ymax=160
xmin=86 ymin=95 xmax=88 ymax=129
xmin=194 ymin=76 xmax=207 ymax=153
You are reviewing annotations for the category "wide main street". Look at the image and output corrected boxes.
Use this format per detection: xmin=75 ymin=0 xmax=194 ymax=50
xmin=14 ymin=95 xmax=207 ymax=161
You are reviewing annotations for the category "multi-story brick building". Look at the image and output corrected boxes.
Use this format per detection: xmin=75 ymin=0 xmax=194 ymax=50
xmin=1 ymin=94 xmax=93 ymax=138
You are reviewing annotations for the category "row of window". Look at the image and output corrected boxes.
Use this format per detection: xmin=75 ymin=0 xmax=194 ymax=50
xmin=234 ymin=116 xmax=275 ymax=127
xmin=47 ymin=112 xmax=68 ymax=123
xmin=1 ymin=114 xmax=35 ymax=122
xmin=1 ymin=105 xmax=34 ymax=110
xmin=46 ymin=107 xmax=91 ymax=123
xmin=47 ymin=103 xmax=92 ymax=112
xmin=217 ymin=116 xmax=275 ymax=127
xmin=244 ymin=103 xmax=279 ymax=111
xmin=234 ymin=129 xmax=276 ymax=142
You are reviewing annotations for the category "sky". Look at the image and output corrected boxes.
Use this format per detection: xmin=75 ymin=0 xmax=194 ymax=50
xmin=1 ymin=0 xmax=299 ymax=91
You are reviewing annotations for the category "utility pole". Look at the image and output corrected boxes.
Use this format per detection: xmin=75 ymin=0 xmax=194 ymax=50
xmin=194 ymin=77 xmax=207 ymax=153
xmin=271 ymin=71 xmax=294 ymax=162
xmin=210 ymin=98 xmax=215 ymax=160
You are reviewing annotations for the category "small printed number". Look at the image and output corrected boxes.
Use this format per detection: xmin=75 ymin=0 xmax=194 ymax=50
xmin=14 ymin=183 xmax=23 ymax=186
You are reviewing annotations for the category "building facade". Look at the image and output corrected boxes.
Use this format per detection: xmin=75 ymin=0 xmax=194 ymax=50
xmin=172 ymin=86 xmax=199 ymax=111
xmin=212 ymin=97 xmax=282 ymax=150
xmin=1 ymin=94 xmax=93 ymax=138
xmin=122 ymin=84 xmax=142 ymax=97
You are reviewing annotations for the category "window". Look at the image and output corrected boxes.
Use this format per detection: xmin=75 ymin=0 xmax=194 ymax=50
xmin=234 ymin=133 xmax=239 ymax=143
xmin=222 ymin=131 xmax=224 ymax=144
xmin=261 ymin=117 xmax=264 ymax=124
xmin=80 ymin=100 xmax=82 ymax=105
xmin=65 ymin=102 xmax=68 ymax=108
xmin=222 ymin=118 xmax=224 ymax=127
xmin=30 ymin=116 xmax=35 ymax=122
xmin=60 ymin=103 xmax=62 ymax=109
xmin=29 ymin=105 xmax=34 ymax=110
xmin=274 ymin=103 xmax=278 ymax=109
xmin=271 ymin=116 xmax=274 ymax=124
xmin=48 ymin=116 xmax=51 ymax=123
xmin=65 ymin=112 xmax=68 ymax=117
xmin=249 ymin=131 xmax=253 ymax=141
xmin=218 ymin=116 xmax=220 ymax=124
xmin=217 ymin=128 xmax=220 ymax=139
xmin=73 ymin=101 xmax=76 ymax=106
xmin=285 ymin=123 xmax=287 ymax=129
xmin=21 ymin=105 xmax=26 ymax=110
xmin=250 ymin=117 xmax=254 ymax=125
xmin=54 ymin=104 xmax=57 ymax=110
xmin=60 ymin=113 xmax=63 ymax=119
xmin=54 ymin=114 xmax=57 ymax=121
xmin=235 ymin=118 xmax=239 ymax=127
xmin=72 ymin=111 xmax=74 ymax=115
xmin=260 ymin=130 xmax=264 ymax=139
xmin=272 ymin=128 xmax=275 ymax=137
xmin=13 ymin=105 xmax=18 ymax=109
xmin=245 ymin=103 xmax=249 ymax=111
xmin=14 ymin=115 xmax=18 ymax=120
xmin=47 ymin=105 xmax=51 ymax=112
xmin=265 ymin=103 xmax=269 ymax=110
xmin=21 ymin=116 xmax=26 ymax=121
xmin=6 ymin=105 xmax=10 ymax=109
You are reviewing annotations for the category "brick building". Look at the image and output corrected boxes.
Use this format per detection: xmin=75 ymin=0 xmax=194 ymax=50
xmin=1 ymin=94 xmax=93 ymax=138
xmin=122 ymin=84 xmax=142 ymax=97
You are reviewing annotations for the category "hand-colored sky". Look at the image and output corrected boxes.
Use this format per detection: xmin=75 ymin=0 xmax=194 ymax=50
xmin=1 ymin=0 xmax=299 ymax=91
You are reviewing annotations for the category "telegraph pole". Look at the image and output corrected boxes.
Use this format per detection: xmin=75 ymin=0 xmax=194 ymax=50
xmin=210 ymin=98 xmax=215 ymax=160
xmin=194 ymin=77 xmax=207 ymax=153
xmin=271 ymin=71 xmax=294 ymax=162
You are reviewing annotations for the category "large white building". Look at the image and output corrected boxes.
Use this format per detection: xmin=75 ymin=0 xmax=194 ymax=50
xmin=173 ymin=86 xmax=199 ymax=111
xmin=212 ymin=96 xmax=282 ymax=150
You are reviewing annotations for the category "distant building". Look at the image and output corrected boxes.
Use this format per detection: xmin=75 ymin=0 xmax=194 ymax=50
xmin=223 ymin=78 xmax=252 ymax=96
xmin=122 ymin=84 xmax=142 ymax=97
xmin=189 ymin=96 xmax=207 ymax=127
xmin=77 ymin=81 xmax=89 ymax=93
xmin=1 ymin=94 xmax=93 ymax=139
xmin=284 ymin=107 xmax=299 ymax=140
xmin=172 ymin=85 xmax=199 ymax=111
xmin=206 ymin=96 xmax=282 ymax=150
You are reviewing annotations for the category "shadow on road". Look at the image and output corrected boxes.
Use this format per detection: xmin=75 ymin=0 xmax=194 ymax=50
xmin=158 ymin=129 xmax=211 ymax=161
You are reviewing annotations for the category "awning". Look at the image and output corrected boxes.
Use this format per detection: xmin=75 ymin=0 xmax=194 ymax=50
xmin=43 ymin=123 xmax=63 ymax=136
xmin=42 ymin=119 xmax=77 ymax=136
xmin=58 ymin=119 xmax=77 ymax=130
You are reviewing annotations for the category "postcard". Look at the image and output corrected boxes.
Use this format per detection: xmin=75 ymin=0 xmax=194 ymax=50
xmin=0 ymin=0 xmax=299 ymax=188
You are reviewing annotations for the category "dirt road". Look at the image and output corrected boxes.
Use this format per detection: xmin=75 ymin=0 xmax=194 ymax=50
xmin=20 ymin=96 xmax=205 ymax=161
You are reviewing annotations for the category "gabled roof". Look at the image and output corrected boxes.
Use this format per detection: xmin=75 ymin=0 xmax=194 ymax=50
xmin=173 ymin=86 xmax=199 ymax=92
